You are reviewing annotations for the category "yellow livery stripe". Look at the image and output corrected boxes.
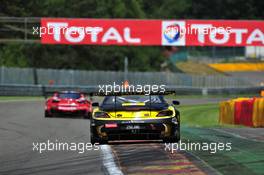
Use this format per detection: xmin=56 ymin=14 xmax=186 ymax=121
xmin=122 ymin=102 xmax=145 ymax=106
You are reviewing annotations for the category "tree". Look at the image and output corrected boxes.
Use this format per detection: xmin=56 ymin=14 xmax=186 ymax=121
xmin=0 ymin=0 xmax=263 ymax=71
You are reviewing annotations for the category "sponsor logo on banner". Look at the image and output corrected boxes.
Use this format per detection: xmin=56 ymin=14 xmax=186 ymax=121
xmin=186 ymin=20 xmax=264 ymax=46
xmin=162 ymin=21 xmax=185 ymax=46
xmin=40 ymin=19 xmax=161 ymax=45
xmin=40 ymin=18 xmax=264 ymax=46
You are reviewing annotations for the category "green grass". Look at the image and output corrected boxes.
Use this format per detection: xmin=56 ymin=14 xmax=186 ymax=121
xmin=0 ymin=96 xmax=44 ymax=101
xmin=178 ymin=103 xmax=245 ymax=128
xmin=179 ymin=103 xmax=219 ymax=127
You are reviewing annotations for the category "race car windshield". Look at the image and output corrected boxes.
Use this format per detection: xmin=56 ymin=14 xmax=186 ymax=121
xmin=58 ymin=93 xmax=81 ymax=99
xmin=103 ymin=95 xmax=164 ymax=105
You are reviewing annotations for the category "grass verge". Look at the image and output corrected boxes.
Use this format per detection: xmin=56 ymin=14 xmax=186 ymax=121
xmin=179 ymin=103 xmax=219 ymax=127
xmin=178 ymin=103 xmax=244 ymax=128
xmin=0 ymin=96 xmax=44 ymax=101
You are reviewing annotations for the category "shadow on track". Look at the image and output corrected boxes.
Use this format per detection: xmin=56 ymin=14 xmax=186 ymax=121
xmin=45 ymin=115 xmax=90 ymax=120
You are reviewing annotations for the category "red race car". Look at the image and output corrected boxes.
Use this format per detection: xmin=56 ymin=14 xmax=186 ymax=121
xmin=45 ymin=91 xmax=92 ymax=119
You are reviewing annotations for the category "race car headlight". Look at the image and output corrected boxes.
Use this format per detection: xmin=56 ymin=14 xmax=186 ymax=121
xmin=94 ymin=112 xmax=110 ymax=118
xmin=156 ymin=110 xmax=173 ymax=117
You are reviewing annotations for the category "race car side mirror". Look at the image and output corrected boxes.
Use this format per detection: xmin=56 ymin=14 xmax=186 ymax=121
xmin=172 ymin=100 xmax=180 ymax=105
xmin=92 ymin=102 xmax=99 ymax=107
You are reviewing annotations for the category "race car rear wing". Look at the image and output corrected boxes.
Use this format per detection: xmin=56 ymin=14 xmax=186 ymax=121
xmin=91 ymin=90 xmax=179 ymax=115
xmin=90 ymin=90 xmax=177 ymax=107
xmin=43 ymin=90 xmax=95 ymax=99
xmin=41 ymin=85 xmax=98 ymax=99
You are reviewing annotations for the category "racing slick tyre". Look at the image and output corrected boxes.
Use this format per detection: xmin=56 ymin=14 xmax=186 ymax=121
xmin=163 ymin=127 xmax=180 ymax=143
xmin=90 ymin=135 xmax=108 ymax=145
xmin=45 ymin=111 xmax=52 ymax=118
xmin=90 ymin=125 xmax=108 ymax=145
xmin=84 ymin=112 xmax=92 ymax=119
xmin=163 ymin=114 xmax=180 ymax=143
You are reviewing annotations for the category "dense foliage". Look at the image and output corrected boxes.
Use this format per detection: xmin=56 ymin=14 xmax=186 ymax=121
xmin=0 ymin=0 xmax=263 ymax=71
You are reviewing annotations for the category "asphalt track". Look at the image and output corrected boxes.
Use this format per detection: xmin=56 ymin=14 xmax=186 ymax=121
xmin=0 ymin=99 xmax=263 ymax=175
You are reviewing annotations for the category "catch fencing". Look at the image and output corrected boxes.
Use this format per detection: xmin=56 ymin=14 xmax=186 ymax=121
xmin=0 ymin=66 xmax=263 ymax=96
xmin=0 ymin=66 xmax=254 ymax=88
xmin=0 ymin=84 xmax=263 ymax=97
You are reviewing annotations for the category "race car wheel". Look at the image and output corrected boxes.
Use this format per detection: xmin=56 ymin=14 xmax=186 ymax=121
xmin=90 ymin=125 xmax=108 ymax=144
xmin=90 ymin=135 xmax=108 ymax=145
xmin=84 ymin=112 xmax=92 ymax=119
xmin=163 ymin=126 xmax=180 ymax=143
xmin=45 ymin=111 xmax=52 ymax=118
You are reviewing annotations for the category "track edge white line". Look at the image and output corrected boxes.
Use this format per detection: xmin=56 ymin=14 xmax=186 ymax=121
xmin=100 ymin=145 xmax=124 ymax=175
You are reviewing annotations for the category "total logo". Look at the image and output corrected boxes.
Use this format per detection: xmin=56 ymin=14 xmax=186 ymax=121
xmin=163 ymin=24 xmax=182 ymax=43
xmin=43 ymin=22 xmax=141 ymax=44
xmin=162 ymin=21 xmax=186 ymax=46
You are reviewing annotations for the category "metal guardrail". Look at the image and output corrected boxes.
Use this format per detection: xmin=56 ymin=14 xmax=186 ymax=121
xmin=0 ymin=84 xmax=263 ymax=96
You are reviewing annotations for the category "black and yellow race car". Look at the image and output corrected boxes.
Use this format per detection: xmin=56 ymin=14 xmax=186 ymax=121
xmin=90 ymin=92 xmax=180 ymax=144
